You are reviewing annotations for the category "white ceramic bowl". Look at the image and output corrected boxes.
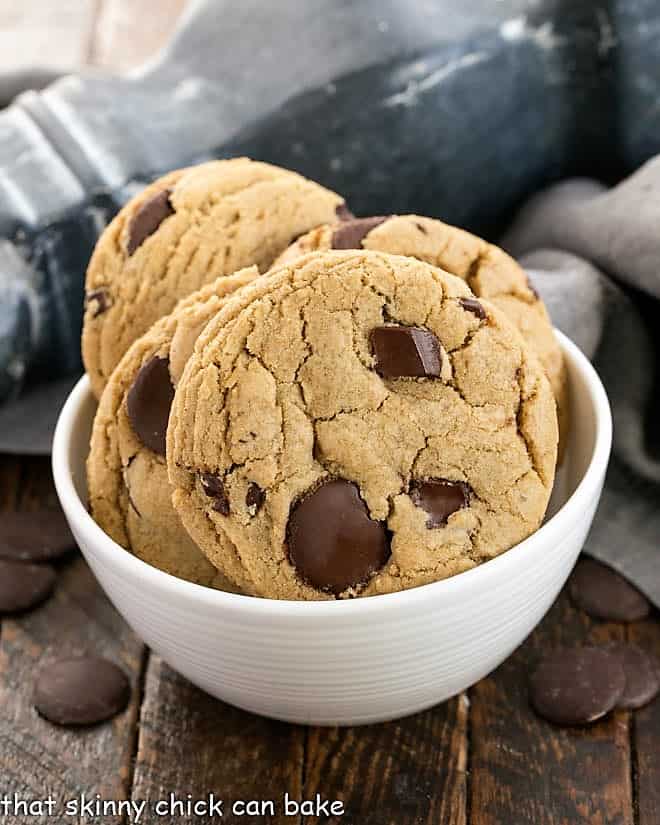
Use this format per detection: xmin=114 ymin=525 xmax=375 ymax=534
xmin=53 ymin=331 xmax=611 ymax=726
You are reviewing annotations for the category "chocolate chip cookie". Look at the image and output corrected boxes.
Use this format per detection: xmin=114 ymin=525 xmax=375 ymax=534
xmin=274 ymin=214 xmax=568 ymax=456
xmin=83 ymin=158 xmax=348 ymax=398
xmin=168 ymin=250 xmax=558 ymax=600
xmin=87 ymin=268 xmax=258 ymax=588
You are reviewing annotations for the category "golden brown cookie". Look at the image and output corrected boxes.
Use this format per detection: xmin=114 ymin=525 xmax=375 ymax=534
xmin=87 ymin=268 xmax=258 ymax=588
xmin=168 ymin=250 xmax=558 ymax=600
xmin=274 ymin=214 xmax=568 ymax=456
xmin=83 ymin=158 xmax=347 ymax=398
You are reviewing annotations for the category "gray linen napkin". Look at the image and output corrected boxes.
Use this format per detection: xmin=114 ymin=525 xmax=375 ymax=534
xmin=504 ymin=173 xmax=660 ymax=602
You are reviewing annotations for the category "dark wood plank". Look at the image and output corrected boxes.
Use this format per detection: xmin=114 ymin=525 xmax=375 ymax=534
xmin=469 ymin=588 xmax=633 ymax=825
xmin=131 ymin=656 xmax=305 ymax=824
xmin=0 ymin=454 xmax=21 ymax=509
xmin=302 ymin=696 xmax=468 ymax=825
xmin=0 ymin=456 xmax=144 ymax=824
xmin=628 ymin=615 xmax=660 ymax=825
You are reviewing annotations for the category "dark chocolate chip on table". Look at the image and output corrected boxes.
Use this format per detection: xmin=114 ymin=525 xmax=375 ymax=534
xmin=0 ymin=509 xmax=75 ymax=562
xmin=200 ymin=472 xmax=230 ymax=515
xmin=0 ymin=560 xmax=56 ymax=614
xmin=410 ymin=479 xmax=471 ymax=527
xmin=459 ymin=297 xmax=487 ymax=320
xmin=331 ymin=216 xmax=389 ymax=249
xmin=126 ymin=356 xmax=175 ymax=456
xmin=127 ymin=188 xmax=174 ymax=255
xmin=371 ymin=325 xmax=442 ymax=378
xmin=606 ymin=643 xmax=660 ymax=710
xmin=34 ymin=656 xmax=131 ymax=726
xmin=569 ymin=558 xmax=651 ymax=622
xmin=529 ymin=647 xmax=625 ymax=726
xmin=287 ymin=479 xmax=390 ymax=595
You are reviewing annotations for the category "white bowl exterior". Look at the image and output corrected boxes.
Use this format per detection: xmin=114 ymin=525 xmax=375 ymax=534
xmin=53 ymin=333 xmax=611 ymax=725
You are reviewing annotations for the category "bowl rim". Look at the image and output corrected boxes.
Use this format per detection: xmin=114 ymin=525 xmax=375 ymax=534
xmin=52 ymin=330 xmax=612 ymax=618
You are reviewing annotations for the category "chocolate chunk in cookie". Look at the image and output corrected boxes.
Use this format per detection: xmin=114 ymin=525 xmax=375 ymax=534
xmin=0 ymin=560 xmax=56 ymax=613
xmin=126 ymin=356 xmax=174 ymax=455
xmin=127 ymin=189 xmax=174 ymax=255
xmin=459 ymin=297 xmax=487 ymax=320
xmin=529 ymin=647 xmax=625 ymax=726
xmin=287 ymin=479 xmax=390 ymax=595
xmin=371 ymin=325 xmax=442 ymax=378
xmin=410 ymin=480 xmax=471 ymax=527
xmin=34 ymin=656 xmax=130 ymax=726
xmin=200 ymin=473 xmax=230 ymax=515
xmin=246 ymin=483 xmax=265 ymax=514
xmin=331 ymin=216 xmax=389 ymax=249
xmin=85 ymin=288 xmax=111 ymax=318
xmin=569 ymin=558 xmax=651 ymax=622
xmin=335 ymin=202 xmax=355 ymax=221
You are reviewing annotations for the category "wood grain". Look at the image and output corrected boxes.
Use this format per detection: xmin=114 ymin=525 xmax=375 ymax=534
xmin=628 ymin=617 xmax=660 ymax=825
xmin=302 ymin=695 xmax=468 ymax=825
xmin=469 ymin=591 xmax=633 ymax=825
xmin=0 ymin=457 xmax=144 ymax=824
xmin=131 ymin=656 xmax=305 ymax=824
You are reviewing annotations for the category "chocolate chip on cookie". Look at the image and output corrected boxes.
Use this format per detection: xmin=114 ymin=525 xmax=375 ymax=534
xmin=287 ymin=479 xmax=391 ymax=595
xmin=459 ymin=297 xmax=487 ymax=320
xmin=85 ymin=288 xmax=111 ymax=318
xmin=529 ymin=647 xmax=625 ymax=725
xmin=200 ymin=473 xmax=230 ymax=515
xmin=410 ymin=480 xmax=471 ymax=528
xmin=0 ymin=560 xmax=56 ymax=614
xmin=335 ymin=202 xmax=355 ymax=221
xmin=606 ymin=643 xmax=660 ymax=710
xmin=0 ymin=510 xmax=75 ymax=562
xmin=34 ymin=656 xmax=130 ymax=726
xmin=331 ymin=216 xmax=389 ymax=249
xmin=126 ymin=356 xmax=174 ymax=456
xmin=246 ymin=483 xmax=265 ymax=514
xmin=569 ymin=558 xmax=651 ymax=622
xmin=371 ymin=325 xmax=442 ymax=378
xmin=127 ymin=189 xmax=174 ymax=255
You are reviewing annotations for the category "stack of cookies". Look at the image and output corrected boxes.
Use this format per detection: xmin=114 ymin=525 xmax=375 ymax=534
xmin=85 ymin=158 xmax=563 ymax=601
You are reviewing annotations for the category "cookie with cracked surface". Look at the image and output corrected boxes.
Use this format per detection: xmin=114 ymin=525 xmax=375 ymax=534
xmin=274 ymin=214 xmax=568 ymax=459
xmin=168 ymin=250 xmax=558 ymax=600
xmin=87 ymin=268 xmax=259 ymax=589
xmin=83 ymin=158 xmax=348 ymax=398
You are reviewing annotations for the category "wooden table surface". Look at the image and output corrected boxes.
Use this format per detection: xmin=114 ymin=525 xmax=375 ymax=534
xmin=0 ymin=453 xmax=659 ymax=825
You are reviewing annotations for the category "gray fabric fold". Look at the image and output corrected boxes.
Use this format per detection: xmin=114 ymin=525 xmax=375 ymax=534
xmin=508 ymin=184 xmax=660 ymax=603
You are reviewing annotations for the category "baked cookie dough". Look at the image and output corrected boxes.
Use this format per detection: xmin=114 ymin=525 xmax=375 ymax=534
xmin=83 ymin=158 xmax=348 ymax=398
xmin=168 ymin=250 xmax=558 ymax=600
xmin=274 ymin=214 xmax=567 ymax=454
xmin=87 ymin=268 xmax=258 ymax=588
